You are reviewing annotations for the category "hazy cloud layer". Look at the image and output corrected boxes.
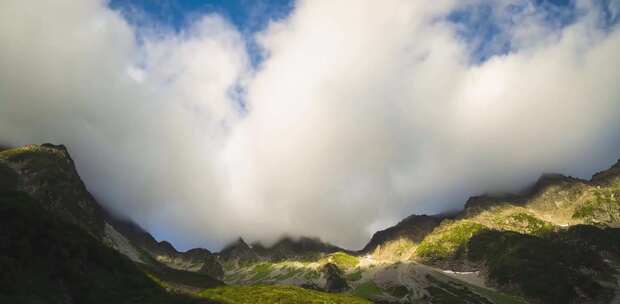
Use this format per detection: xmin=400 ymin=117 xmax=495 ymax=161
xmin=1 ymin=0 xmax=619 ymax=250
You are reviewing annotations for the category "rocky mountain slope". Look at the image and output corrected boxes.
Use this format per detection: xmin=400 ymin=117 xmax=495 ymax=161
xmin=2 ymin=143 xmax=619 ymax=304
xmin=216 ymin=159 xmax=620 ymax=304
xmin=0 ymin=144 xmax=106 ymax=237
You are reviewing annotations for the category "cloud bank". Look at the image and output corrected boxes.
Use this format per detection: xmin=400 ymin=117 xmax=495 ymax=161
xmin=1 ymin=0 xmax=619 ymax=250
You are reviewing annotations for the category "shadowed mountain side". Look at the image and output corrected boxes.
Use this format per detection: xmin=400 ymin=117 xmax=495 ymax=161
xmin=0 ymin=172 xmax=216 ymax=303
xmin=0 ymin=144 xmax=225 ymax=286
xmin=105 ymin=212 xmax=224 ymax=279
xmin=0 ymin=144 xmax=107 ymax=237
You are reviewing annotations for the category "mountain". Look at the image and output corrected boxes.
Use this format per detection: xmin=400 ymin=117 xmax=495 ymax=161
xmin=0 ymin=144 xmax=106 ymax=237
xmin=0 ymin=190 xmax=204 ymax=304
xmin=251 ymin=236 xmax=344 ymax=261
xmin=217 ymin=238 xmax=259 ymax=267
xmin=0 ymin=148 xmax=212 ymax=303
xmin=216 ymin=235 xmax=345 ymax=269
xmin=361 ymin=214 xmax=441 ymax=258
xmin=0 ymin=144 xmax=225 ymax=300
xmin=592 ymin=159 xmax=620 ymax=185
xmin=2 ymin=143 xmax=620 ymax=304
xmin=408 ymin=167 xmax=620 ymax=303
xmin=106 ymin=214 xmax=224 ymax=278
xmin=218 ymin=159 xmax=620 ymax=304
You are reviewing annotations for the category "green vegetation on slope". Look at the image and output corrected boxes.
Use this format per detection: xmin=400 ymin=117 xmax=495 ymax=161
xmin=345 ymin=269 xmax=362 ymax=281
xmin=573 ymin=185 xmax=620 ymax=224
xmin=425 ymin=275 xmax=493 ymax=304
xmin=273 ymin=267 xmax=303 ymax=280
xmin=416 ymin=220 xmax=487 ymax=263
xmin=198 ymin=285 xmax=371 ymax=304
xmin=0 ymin=145 xmax=61 ymax=169
xmin=467 ymin=229 xmax=616 ymax=304
xmin=431 ymin=273 xmax=527 ymax=304
xmin=555 ymin=224 xmax=620 ymax=255
xmin=493 ymin=212 xmax=555 ymax=235
xmin=144 ymin=264 xmax=223 ymax=293
xmin=326 ymin=252 xmax=359 ymax=269
xmin=0 ymin=190 xmax=196 ymax=304
xmin=250 ymin=262 xmax=274 ymax=282
xmin=351 ymin=281 xmax=383 ymax=299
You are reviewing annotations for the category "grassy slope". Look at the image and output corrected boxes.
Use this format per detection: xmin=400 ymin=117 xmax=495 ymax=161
xmin=198 ymin=285 xmax=371 ymax=304
xmin=416 ymin=220 xmax=487 ymax=263
xmin=223 ymin=252 xmax=360 ymax=285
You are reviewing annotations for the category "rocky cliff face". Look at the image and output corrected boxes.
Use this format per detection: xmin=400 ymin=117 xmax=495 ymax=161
xmin=0 ymin=144 xmax=105 ymax=237
xmin=217 ymin=238 xmax=259 ymax=267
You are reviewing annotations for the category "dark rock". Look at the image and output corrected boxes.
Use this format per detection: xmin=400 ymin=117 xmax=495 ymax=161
xmin=251 ymin=236 xmax=343 ymax=261
xmin=321 ymin=263 xmax=349 ymax=292
xmin=217 ymin=237 xmax=259 ymax=265
xmin=0 ymin=162 xmax=18 ymax=192
xmin=591 ymin=159 xmax=620 ymax=185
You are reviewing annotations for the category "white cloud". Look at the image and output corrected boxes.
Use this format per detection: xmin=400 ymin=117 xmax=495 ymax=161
xmin=0 ymin=0 xmax=619 ymax=250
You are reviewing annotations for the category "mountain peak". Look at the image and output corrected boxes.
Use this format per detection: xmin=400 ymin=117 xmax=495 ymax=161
xmin=218 ymin=237 xmax=259 ymax=265
xmin=0 ymin=143 xmax=105 ymax=237
xmin=250 ymin=235 xmax=343 ymax=261
xmin=527 ymin=173 xmax=585 ymax=196
xmin=361 ymin=214 xmax=441 ymax=253
xmin=591 ymin=159 xmax=620 ymax=184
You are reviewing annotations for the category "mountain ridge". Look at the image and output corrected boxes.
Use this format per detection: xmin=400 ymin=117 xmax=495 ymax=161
xmin=2 ymin=143 xmax=620 ymax=304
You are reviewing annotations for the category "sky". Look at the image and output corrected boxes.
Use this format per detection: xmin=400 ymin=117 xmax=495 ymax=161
xmin=0 ymin=0 xmax=619 ymax=251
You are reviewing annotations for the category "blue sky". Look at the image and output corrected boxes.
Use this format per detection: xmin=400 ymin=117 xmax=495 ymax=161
xmin=109 ymin=0 xmax=294 ymax=66
xmin=109 ymin=0 xmax=294 ymax=32
xmin=107 ymin=0 xmax=602 ymax=65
